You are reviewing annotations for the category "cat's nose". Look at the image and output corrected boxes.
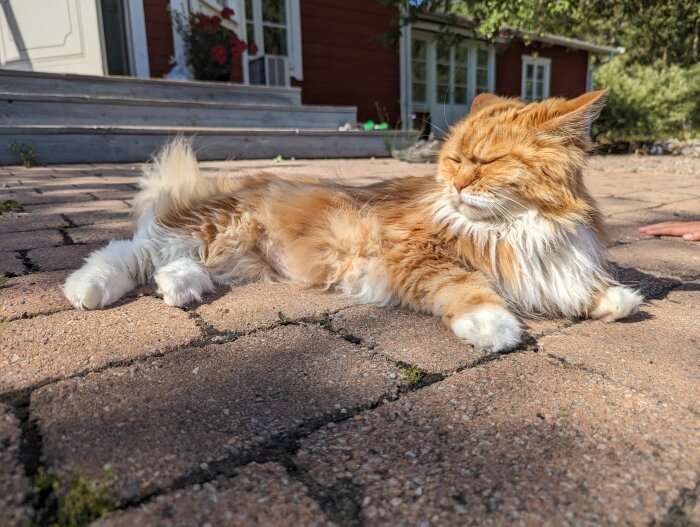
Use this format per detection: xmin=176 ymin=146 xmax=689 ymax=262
xmin=454 ymin=178 xmax=468 ymax=193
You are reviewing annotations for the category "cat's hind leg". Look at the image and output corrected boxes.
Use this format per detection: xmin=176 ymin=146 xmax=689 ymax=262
xmin=154 ymin=257 xmax=215 ymax=307
xmin=63 ymin=239 xmax=150 ymax=309
xmin=589 ymin=286 xmax=643 ymax=322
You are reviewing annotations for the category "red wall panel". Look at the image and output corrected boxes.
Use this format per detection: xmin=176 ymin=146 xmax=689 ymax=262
xmin=143 ymin=0 xmax=175 ymax=78
xmin=495 ymin=41 xmax=589 ymax=98
xmin=296 ymin=0 xmax=401 ymax=125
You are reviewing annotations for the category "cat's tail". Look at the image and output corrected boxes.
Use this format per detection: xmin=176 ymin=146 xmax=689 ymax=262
xmin=132 ymin=137 xmax=221 ymax=223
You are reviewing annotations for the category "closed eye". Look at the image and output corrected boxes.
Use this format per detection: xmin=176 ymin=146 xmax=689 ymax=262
xmin=478 ymin=154 xmax=507 ymax=165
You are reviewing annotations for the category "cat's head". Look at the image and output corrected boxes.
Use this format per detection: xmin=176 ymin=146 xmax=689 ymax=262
xmin=436 ymin=90 xmax=606 ymax=223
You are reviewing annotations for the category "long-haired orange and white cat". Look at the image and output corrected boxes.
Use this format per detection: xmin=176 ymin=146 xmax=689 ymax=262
xmin=63 ymin=90 xmax=642 ymax=352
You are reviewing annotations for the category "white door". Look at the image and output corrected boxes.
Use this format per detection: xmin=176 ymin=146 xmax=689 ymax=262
xmin=431 ymin=40 xmax=471 ymax=134
xmin=409 ymin=31 xmax=495 ymax=136
xmin=0 ymin=0 xmax=105 ymax=75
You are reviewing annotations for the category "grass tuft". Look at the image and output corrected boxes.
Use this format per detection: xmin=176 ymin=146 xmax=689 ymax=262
xmin=32 ymin=467 xmax=117 ymax=527
xmin=401 ymin=363 xmax=425 ymax=386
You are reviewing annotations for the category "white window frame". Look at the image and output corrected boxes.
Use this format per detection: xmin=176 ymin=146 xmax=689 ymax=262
xmin=521 ymin=55 xmax=551 ymax=101
xmin=242 ymin=0 xmax=303 ymax=81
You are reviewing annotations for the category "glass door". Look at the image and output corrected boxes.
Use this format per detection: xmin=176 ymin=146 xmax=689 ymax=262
xmin=430 ymin=41 xmax=470 ymax=136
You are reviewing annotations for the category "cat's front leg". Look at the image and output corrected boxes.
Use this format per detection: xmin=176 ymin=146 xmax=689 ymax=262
xmin=389 ymin=257 xmax=522 ymax=353
xmin=588 ymin=285 xmax=643 ymax=322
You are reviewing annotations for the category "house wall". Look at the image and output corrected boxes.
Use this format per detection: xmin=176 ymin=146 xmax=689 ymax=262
xmin=495 ymin=42 xmax=589 ymax=98
xmin=143 ymin=0 xmax=175 ymax=78
xmin=295 ymin=0 xmax=401 ymax=125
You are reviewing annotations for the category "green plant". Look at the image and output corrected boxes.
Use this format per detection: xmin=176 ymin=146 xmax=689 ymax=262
xmin=32 ymin=467 xmax=117 ymax=527
xmin=0 ymin=200 xmax=23 ymax=214
xmin=8 ymin=141 xmax=38 ymax=167
xmin=401 ymin=364 xmax=425 ymax=386
xmin=277 ymin=311 xmax=292 ymax=325
xmin=0 ymin=276 xmax=9 ymax=287
xmin=172 ymin=6 xmax=254 ymax=82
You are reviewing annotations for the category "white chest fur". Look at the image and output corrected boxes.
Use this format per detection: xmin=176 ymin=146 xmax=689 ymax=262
xmin=434 ymin=200 xmax=611 ymax=317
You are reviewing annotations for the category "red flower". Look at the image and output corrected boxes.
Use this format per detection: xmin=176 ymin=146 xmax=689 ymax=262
xmin=248 ymin=42 xmax=259 ymax=55
xmin=228 ymin=34 xmax=240 ymax=45
xmin=211 ymin=44 xmax=228 ymax=64
xmin=231 ymin=39 xmax=247 ymax=57
xmin=210 ymin=15 xmax=222 ymax=26
xmin=220 ymin=7 xmax=234 ymax=19
xmin=196 ymin=13 xmax=210 ymax=27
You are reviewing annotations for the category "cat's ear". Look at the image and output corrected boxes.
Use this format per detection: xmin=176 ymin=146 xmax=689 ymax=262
xmin=537 ymin=89 xmax=607 ymax=140
xmin=470 ymin=93 xmax=519 ymax=115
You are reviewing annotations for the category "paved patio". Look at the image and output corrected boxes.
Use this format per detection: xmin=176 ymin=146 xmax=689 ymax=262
xmin=1 ymin=154 xmax=699 ymax=526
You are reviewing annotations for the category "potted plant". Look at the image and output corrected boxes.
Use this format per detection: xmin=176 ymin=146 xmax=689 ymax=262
xmin=173 ymin=7 xmax=257 ymax=82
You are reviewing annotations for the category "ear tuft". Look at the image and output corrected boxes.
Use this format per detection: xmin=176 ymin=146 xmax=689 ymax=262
xmin=539 ymin=89 xmax=607 ymax=142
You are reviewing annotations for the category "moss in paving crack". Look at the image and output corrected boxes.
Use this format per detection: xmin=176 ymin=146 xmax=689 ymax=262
xmin=401 ymin=363 xmax=425 ymax=386
xmin=0 ymin=199 xmax=23 ymax=214
xmin=32 ymin=467 xmax=117 ymax=526
xmin=277 ymin=311 xmax=293 ymax=325
xmin=0 ymin=276 xmax=9 ymax=288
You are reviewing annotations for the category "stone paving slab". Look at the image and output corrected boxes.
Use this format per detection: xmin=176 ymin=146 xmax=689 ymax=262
xmin=0 ymin=296 xmax=200 ymax=392
xmin=95 ymin=463 xmax=334 ymax=527
xmin=296 ymin=352 xmax=700 ymax=527
xmin=27 ymin=243 xmax=102 ymax=272
xmin=0 ymin=270 xmax=71 ymax=321
xmin=0 ymin=212 xmax=67 ymax=234
xmin=24 ymin=200 xmax=131 ymax=227
xmin=31 ymin=324 xmax=400 ymax=501
xmin=196 ymin=283 xmax=358 ymax=334
xmin=609 ymin=238 xmax=700 ymax=280
xmin=0 ymin=403 xmax=32 ymax=527
xmin=67 ymin=221 xmax=134 ymax=245
xmin=3 ymin=229 xmax=64 ymax=251
xmin=0 ymin=250 xmax=24 ymax=276
xmin=330 ymin=305 xmax=483 ymax=373
xmin=540 ymin=298 xmax=700 ymax=414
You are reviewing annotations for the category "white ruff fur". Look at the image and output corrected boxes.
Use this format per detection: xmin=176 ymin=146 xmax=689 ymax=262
xmin=433 ymin=196 xmax=613 ymax=318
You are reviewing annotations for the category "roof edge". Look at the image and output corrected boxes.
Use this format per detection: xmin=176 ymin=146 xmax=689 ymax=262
xmin=414 ymin=13 xmax=624 ymax=55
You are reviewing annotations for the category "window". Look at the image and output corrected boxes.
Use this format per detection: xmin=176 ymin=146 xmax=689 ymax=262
xmin=435 ymin=41 xmax=451 ymax=104
xmin=453 ymin=44 xmax=468 ymax=104
xmin=245 ymin=0 xmax=288 ymax=57
xmin=475 ymin=48 xmax=490 ymax=95
xmin=411 ymin=38 xmax=427 ymax=104
xmin=521 ymin=55 xmax=550 ymax=101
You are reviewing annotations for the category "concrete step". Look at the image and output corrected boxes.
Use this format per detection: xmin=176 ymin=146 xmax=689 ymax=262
xmin=0 ymin=125 xmax=418 ymax=164
xmin=0 ymin=93 xmax=357 ymax=129
xmin=0 ymin=69 xmax=302 ymax=106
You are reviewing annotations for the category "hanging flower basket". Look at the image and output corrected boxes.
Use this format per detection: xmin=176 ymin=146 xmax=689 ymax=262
xmin=174 ymin=7 xmax=257 ymax=82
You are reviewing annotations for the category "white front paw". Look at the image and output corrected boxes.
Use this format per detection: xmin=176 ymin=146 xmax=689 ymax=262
xmin=63 ymin=269 xmax=134 ymax=310
xmin=590 ymin=286 xmax=643 ymax=322
xmin=451 ymin=307 xmax=522 ymax=353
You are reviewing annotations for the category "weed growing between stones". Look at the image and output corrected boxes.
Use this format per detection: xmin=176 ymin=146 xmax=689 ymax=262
xmin=401 ymin=364 xmax=425 ymax=386
xmin=0 ymin=199 xmax=23 ymax=214
xmin=0 ymin=276 xmax=9 ymax=287
xmin=32 ymin=467 xmax=117 ymax=526
xmin=8 ymin=141 xmax=38 ymax=168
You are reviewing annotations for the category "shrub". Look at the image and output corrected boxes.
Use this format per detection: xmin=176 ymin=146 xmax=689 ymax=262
xmin=593 ymin=57 xmax=700 ymax=144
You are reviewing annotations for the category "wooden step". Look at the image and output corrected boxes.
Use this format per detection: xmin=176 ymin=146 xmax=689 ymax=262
xmin=0 ymin=69 xmax=302 ymax=106
xmin=0 ymin=93 xmax=357 ymax=129
xmin=0 ymin=125 xmax=418 ymax=164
